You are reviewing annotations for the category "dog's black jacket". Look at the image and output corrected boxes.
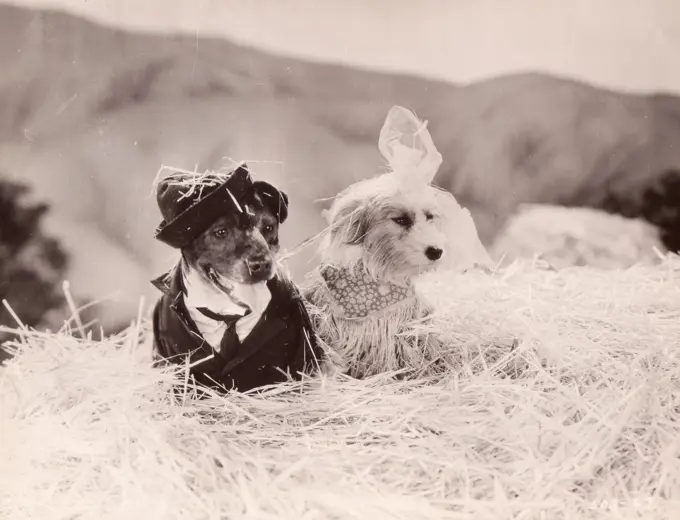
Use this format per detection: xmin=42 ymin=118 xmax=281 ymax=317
xmin=151 ymin=266 xmax=322 ymax=393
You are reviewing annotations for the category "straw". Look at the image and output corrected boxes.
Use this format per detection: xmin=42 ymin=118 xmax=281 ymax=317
xmin=150 ymin=158 xmax=286 ymax=201
xmin=151 ymin=162 xmax=242 ymax=201
xmin=2 ymin=254 xmax=679 ymax=519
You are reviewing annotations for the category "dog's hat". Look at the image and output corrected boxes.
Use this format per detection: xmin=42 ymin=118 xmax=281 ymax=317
xmin=154 ymin=163 xmax=255 ymax=249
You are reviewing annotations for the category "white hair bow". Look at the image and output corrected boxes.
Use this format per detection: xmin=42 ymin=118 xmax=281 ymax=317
xmin=378 ymin=106 xmax=443 ymax=185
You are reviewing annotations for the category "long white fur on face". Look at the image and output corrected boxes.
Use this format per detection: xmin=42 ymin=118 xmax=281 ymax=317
xmin=321 ymin=174 xmax=493 ymax=283
xmin=321 ymin=181 xmax=448 ymax=284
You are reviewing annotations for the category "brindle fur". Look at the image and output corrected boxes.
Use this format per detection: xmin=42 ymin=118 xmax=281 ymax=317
xmin=182 ymin=182 xmax=288 ymax=285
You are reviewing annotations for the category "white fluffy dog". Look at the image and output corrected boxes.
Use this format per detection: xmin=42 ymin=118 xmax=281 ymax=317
xmin=303 ymin=107 xmax=491 ymax=378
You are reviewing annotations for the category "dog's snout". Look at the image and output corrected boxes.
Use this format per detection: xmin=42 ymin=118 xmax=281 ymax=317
xmin=246 ymin=255 xmax=272 ymax=274
xmin=425 ymin=246 xmax=443 ymax=261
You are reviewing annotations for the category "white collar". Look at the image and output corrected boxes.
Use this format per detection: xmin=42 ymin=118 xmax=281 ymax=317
xmin=181 ymin=263 xmax=272 ymax=349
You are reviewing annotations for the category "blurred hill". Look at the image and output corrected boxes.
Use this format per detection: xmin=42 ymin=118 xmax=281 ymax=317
xmin=1 ymin=3 xmax=679 ymax=332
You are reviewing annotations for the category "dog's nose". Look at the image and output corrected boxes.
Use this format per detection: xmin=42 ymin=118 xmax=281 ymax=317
xmin=247 ymin=256 xmax=272 ymax=274
xmin=425 ymin=246 xmax=443 ymax=261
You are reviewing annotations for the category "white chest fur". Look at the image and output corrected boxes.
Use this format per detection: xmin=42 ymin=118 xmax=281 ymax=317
xmin=182 ymin=266 xmax=272 ymax=351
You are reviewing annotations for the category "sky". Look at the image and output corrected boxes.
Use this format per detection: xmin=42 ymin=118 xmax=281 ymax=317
xmin=7 ymin=0 xmax=680 ymax=93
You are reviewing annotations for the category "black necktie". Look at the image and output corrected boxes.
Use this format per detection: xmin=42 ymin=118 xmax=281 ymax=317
xmin=196 ymin=307 xmax=251 ymax=360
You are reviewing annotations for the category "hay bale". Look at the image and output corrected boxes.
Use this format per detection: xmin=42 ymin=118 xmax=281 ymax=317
xmin=491 ymin=205 xmax=666 ymax=269
xmin=2 ymin=257 xmax=680 ymax=519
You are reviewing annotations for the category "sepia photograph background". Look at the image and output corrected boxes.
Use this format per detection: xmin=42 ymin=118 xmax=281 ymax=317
xmin=2 ymin=0 xmax=679 ymax=336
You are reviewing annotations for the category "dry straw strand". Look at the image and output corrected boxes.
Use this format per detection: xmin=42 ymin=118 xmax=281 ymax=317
xmin=2 ymin=255 xmax=680 ymax=520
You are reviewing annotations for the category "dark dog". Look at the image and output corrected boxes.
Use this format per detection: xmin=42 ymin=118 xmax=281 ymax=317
xmin=151 ymin=164 xmax=322 ymax=393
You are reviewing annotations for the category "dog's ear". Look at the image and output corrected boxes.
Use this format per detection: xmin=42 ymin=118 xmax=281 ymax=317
xmin=253 ymin=181 xmax=289 ymax=223
xmin=330 ymin=199 xmax=371 ymax=245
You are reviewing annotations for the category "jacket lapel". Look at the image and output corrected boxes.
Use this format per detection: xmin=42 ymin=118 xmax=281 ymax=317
xmin=152 ymin=262 xmax=209 ymax=346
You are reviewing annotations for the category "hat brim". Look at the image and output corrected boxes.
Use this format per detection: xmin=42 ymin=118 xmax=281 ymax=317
xmin=154 ymin=165 xmax=253 ymax=249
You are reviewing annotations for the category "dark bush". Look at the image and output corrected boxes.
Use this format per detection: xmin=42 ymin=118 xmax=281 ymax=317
xmin=0 ymin=178 xmax=68 ymax=363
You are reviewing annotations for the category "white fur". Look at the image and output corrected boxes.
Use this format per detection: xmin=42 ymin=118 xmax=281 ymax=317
xmin=322 ymin=173 xmax=491 ymax=275
xmin=304 ymin=111 xmax=491 ymax=376
xmin=304 ymin=175 xmax=453 ymax=377
xmin=182 ymin=264 xmax=271 ymax=350
xmin=320 ymin=174 xmax=454 ymax=284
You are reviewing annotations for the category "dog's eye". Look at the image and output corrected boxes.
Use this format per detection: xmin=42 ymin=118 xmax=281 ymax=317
xmin=214 ymin=228 xmax=227 ymax=238
xmin=263 ymin=224 xmax=274 ymax=233
xmin=425 ymin=212 xmax=434 ymax=222
xmin=392 ymin=215 xmax=412 ymax=228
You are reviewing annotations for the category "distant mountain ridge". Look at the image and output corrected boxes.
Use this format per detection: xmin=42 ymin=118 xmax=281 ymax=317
xmin=0 ymin=3 xmax=456 ymax=143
